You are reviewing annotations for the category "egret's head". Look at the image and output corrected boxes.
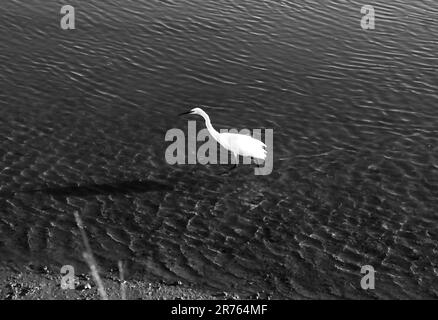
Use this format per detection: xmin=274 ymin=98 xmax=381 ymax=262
xmin=178 ymin=107 xmax=204 ymax=116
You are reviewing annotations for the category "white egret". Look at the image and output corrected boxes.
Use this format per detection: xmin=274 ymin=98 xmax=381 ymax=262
xmin=179 ymin=107 xmax=267 ymax=171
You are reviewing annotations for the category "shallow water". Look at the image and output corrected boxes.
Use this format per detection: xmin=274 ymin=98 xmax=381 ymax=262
xmin=0 ymin=0 xmax=437 ymax=298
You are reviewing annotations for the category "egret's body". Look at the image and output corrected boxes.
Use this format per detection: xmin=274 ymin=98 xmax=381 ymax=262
xmin=179 ymin=108 xmax=267 ymax=170
xmin=217 ymin=132 xmax=267 ymax=160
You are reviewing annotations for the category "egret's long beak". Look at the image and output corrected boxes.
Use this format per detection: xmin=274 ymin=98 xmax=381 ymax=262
xmin=178 ymin=111 xmax=192 ymax=116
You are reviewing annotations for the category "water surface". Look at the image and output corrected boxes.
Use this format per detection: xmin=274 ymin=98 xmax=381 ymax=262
xmin=0 ymin=0 xmax=437 ymax=298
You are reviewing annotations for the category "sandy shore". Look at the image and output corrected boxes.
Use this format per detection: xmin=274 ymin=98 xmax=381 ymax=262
xmin=0 ymin=265 xmax=248 ymax=300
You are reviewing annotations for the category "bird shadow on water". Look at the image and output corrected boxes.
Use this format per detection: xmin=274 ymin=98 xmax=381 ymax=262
xmin=0 ymin=179 xmax=174 ymax=198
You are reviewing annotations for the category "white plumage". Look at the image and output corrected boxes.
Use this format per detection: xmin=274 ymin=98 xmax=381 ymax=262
xmin=218 ymin=132 xmax=267 ymax=160
xmin=179 ymin=107 xmax=267 ymax=169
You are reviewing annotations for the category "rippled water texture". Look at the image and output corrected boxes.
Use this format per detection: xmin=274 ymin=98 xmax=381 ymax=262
xmin=0 ymin=0 xmax=437 ymax=298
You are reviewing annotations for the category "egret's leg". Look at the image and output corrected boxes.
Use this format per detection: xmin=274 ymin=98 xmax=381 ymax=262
xmin=233 ymin=153 xmax=239 ymax=166
xmin=252 ymin=158 xmax=262 ymax=168
xmin=220 ymin=154 xmax=238 ymax=175
xmin=219 ymin=163 xmax=236 ymax=175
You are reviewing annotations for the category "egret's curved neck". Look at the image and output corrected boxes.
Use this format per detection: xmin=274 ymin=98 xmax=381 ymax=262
xmin=199 ymin=110 xmax=220 ymax=141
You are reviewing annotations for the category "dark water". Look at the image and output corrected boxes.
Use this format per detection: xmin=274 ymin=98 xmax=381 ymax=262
xmin=1 ymin=0 xmax=437 ymax=298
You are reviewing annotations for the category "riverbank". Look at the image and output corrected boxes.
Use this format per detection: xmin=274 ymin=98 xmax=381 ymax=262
xmin=0 ymin=265 xmax=245 ymax=300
